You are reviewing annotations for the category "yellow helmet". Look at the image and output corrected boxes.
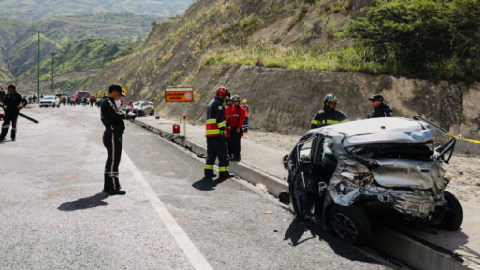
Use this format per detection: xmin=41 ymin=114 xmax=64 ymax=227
xmin=243 ymin=99 xmax=248 ymax=103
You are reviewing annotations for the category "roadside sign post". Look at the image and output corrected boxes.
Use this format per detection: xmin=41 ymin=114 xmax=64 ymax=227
xmin=165 ymin=87 xmax=194 ymax=137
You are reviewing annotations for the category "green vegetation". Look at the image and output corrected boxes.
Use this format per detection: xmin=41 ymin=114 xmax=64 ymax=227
xmin=57 ymin=76 xmax=93 ymax=92
xmin=1 ymin=12 xmax=167 ymax=80
xmin=0 ymin=0 xmax=193 ymax=21
xmin=201 ymin=43 xmax=389 ymax=73
xmin=344 ymin=0 xmax=480 ymax=82
xmin=35 ymin=39 xmax=132 ymax=81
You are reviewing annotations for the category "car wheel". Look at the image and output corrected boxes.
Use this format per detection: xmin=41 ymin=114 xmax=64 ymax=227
xmin=328 ymin=205 xmax=372 ymax=246
xmin=288 ymin=172 xmax=308 ymax=220
xmin=443 ymin=191 xmax=463 ymax=231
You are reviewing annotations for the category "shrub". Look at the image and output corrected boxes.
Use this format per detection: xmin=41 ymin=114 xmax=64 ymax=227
xmin=344 ymin=0 xmax=480 ymax=82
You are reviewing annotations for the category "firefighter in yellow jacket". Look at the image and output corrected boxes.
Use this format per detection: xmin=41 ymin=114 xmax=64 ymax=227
xmin=204 ymin=86 xmax=234 ymax=180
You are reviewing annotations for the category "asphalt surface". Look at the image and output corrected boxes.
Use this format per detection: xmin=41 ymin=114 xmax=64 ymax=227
xmin=0 ymin=104 xmax=389 ymax=270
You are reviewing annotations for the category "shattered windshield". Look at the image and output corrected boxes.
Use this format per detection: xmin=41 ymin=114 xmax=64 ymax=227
xmin=347 ymin=143 xmax=434 ymax=161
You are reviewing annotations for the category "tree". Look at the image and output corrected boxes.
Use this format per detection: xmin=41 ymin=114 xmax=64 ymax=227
xmin=344 ymin=0 xmax=480 ymax=82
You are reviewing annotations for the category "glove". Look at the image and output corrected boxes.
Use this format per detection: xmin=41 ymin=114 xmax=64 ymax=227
xmin=220 ymin=130 xmax=226 ymax=138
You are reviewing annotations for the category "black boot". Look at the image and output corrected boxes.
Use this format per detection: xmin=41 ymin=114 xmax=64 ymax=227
xmin=219 ymin=171 xmax=235 ymax=180
xmin=109 ymin=189 xmax=126 ymax=195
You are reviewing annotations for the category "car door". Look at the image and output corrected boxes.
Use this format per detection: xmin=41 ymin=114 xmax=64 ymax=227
xmin=289 ymin=134 xmax=323 ymax=218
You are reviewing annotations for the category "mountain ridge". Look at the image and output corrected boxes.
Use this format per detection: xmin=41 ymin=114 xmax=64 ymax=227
xmin=0 ymin=0 xmax=194 ymax=21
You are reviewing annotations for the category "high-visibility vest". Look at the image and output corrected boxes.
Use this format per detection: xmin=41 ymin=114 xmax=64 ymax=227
xmin=242 ymin=104 xmax=250 ymax=117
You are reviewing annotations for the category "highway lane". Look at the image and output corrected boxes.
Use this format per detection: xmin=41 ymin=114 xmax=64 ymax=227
xmin=0 ymin=105 xmax=389 ymax=270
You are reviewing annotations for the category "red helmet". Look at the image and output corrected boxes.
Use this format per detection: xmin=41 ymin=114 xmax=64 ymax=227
xmin=216 ymin=85 xmax=229 ymax=96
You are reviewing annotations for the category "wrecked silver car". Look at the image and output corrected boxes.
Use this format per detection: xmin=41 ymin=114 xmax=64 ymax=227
xmin=284 ymin=116 xmax=463 ymax=246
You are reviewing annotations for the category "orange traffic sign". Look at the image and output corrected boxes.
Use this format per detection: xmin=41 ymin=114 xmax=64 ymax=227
xmin=165 ymin=88 xmax=194 ymax=102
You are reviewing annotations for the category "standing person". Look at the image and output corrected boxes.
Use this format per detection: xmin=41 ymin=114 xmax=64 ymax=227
xmin=72 ymin=96 xmax=77 ymax=106
xmin=228 ymin=96 xmax=245 ymax=162
xmin=33 ymin=94 xmax=37 ymax=104
xmin=62 ymin=96 xmax=66 ymax=106
xmin=0 ymin=85 xmax=22 ymax=142
xmin=90 ymin=97 xmax=95 ymax=108
xmin=204 ymin=86 xmax=234 ymax=180
xmin=101 ymin=85 xmax=127 ymax=195
xmin=311 ymin=94 xmax=348 ymax=129
xmin=367 ymin=94 xmax=394 ymax=118
xmin=224 ymin=96 xmax=234 ymax=158
xmin=0 ymin=87 xmax=5 ymax=103
xmin=241 ymin=99 xmax=250 ymax=133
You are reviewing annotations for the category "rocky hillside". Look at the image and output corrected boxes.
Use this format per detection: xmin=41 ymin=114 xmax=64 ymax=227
xmin=87 ymin=0 xmax=480 ymax=142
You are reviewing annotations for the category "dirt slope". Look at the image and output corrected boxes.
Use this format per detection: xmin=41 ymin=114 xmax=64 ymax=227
xmin=87 ymin=0 xmax=480 ymax=143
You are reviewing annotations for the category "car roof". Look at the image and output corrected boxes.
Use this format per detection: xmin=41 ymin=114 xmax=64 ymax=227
xmin=309 ymin=117 xmax=435 ymax=146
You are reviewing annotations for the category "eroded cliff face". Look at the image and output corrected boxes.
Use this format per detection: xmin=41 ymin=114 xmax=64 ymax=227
xmin=155 ymin=65 xmax=478 ymax=137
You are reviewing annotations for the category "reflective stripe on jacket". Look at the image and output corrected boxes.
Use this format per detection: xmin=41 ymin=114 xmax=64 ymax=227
xmin=310 ymin=109 xmax=348 ymax=129
xmin=206 ymin=97 xmax=226 ymax=137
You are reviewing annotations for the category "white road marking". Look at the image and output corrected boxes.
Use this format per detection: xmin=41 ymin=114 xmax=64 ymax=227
xmin=94 ymin=106 xmax=100 ymax=117
xmin=122 ymin=151 xmax=214 ymax=270
xmin=96 ymin=104 xmax=213 ymax=269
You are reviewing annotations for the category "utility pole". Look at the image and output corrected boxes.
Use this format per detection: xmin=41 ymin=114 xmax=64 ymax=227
xmin=51 ymin=52 xmax=54 ymax=93
xmin=37 ymin=31 xmax=40 ymax=102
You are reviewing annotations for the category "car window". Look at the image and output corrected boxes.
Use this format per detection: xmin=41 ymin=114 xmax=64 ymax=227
xmin=298 ymin=137 xmax=315 ymax=164
xmin=322 ymin=138 xmax=338 ymax=169
xmin=134 ymin=102 xmax=141 ymax=106
xmin=141 ymin=102 xmax=150 ymax=106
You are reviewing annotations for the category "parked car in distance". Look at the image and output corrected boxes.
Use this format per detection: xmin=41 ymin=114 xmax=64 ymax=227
xmin=284 ymin=116 xmax=463 ymax=246
xmin=40 ymin=96 xmax=60 ymax=108
xmin=133 ymin=101 xmax=155 ymax=116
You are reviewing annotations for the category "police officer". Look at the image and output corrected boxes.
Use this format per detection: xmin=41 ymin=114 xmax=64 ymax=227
xmin=0 ymin=85 xmax=22 ymax=142
xmin=204 ymin=86 xmax=234 ymax=180
xmin=101 ymin=85 xmax=126 ymax=195
xmin=311 ymin=94 xmax=348 ymax=129
xmin=368 ymin=94 xmax=394 ymax=118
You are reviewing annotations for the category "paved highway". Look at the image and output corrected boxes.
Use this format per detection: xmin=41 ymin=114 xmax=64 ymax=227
xmin=0 ymin=105 xmax=390 ymax=270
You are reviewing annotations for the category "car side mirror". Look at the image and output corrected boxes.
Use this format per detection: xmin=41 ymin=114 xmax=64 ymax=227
xmin=283 ymin=154 xmax=289 ymax=169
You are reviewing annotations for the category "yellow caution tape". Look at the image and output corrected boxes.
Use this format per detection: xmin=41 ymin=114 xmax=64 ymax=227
xmin=446 ymin=133 xmax=480 ymax=144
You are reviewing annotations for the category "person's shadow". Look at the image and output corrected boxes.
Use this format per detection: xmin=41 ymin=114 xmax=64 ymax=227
xmin=192 ymin=177 xmax=228 ymax=191
xmin=58 ymin=192 xmax=109 ymax=212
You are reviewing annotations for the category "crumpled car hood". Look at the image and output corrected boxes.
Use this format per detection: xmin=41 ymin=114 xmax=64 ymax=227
xmin=372 ymin=159 xmax=445 ymax=190
xmin=343 ymin=129 xmax=434 ymax=147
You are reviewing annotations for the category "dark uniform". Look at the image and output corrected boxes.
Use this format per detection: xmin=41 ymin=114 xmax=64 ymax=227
xmin=368 ymin=94 xmax=394 ymax=118
xmin=311 ymin=109 xmax=348 ymax=129
xmin=311 ymin=94 xmax=348 ymax=129
xmin=0 ymin=91 xmax=22 ymax=141
xmin=0 ymin=89 xmax=5 ymax=103
xmin=101 ymin=97 xmax=125 ymax=193
xmin=368 ymin=103 xmax=394 ymax=118
xmin=205 ymin=96 xmax=229 ymax=178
